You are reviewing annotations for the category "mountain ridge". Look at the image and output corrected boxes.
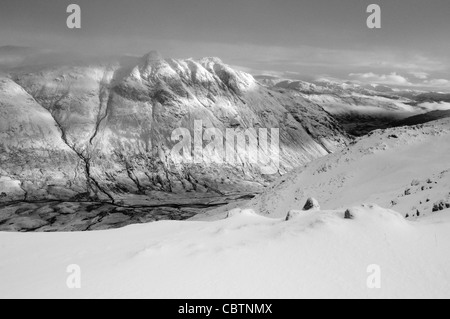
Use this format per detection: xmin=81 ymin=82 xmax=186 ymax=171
xmin=0 ymin=51 xmax=350 ymax=209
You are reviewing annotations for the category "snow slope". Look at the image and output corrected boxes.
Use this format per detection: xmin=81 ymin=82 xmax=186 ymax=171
xmin=1 ymin=205 xmax=450 ymax=299
xmin=246 ymin=118 xmax=450 ymax=219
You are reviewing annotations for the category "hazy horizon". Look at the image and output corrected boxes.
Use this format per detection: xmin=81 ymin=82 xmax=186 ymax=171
xmin=1 ymin=0 xmax=449 ymax=91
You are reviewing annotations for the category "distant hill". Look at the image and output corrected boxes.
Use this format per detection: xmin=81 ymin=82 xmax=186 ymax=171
xmin=393 ymin=110 xmax=450 ymax=127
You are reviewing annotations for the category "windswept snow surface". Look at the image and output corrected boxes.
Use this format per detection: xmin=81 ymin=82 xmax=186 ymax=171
xmin=1 ymin=206 xmax=450 ymax=298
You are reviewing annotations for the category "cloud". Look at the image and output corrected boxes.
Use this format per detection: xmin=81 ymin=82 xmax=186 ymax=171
xmin=230 ymin=64 xmax=253 ymax=73
xmin=349 ymin=72 xmax=412 ymax=86
xmin=231 ymin=64 xmax=286 ymax=78
xmin=347 ymin=71 xmax=450 ymax=92
xmin=418 ymin=102 xmax=450 ymax=111
xmin=423 ymin=79 xmax=450 ymax=87
xmin=410 ymin=71 xmax=429 ymax=80
xmin=0 ymin=56 xmax=26 ymax=68
xmin=143 ymin=40 xmax=449 ymax=78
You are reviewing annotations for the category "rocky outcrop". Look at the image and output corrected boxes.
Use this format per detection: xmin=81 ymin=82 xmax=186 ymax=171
xmin=433 ymin=200 xmax=450 ymax=212
xmin=344 ymin=209 xmax=355 ymax=219
xmin=303 ymin=197 xmax=320 ymax=211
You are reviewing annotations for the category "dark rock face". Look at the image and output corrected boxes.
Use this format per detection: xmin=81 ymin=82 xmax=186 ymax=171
xmin=1 ymin=52 xmax=349 ymax=206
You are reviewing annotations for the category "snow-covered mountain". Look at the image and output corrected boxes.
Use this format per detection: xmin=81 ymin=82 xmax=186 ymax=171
xmin=0 ymin=78 xmax=86 ymax=202
xmin=0 ymin=51 xmax=349 ymax=209
xmin=255 ymin=75 xmax=450 ymax=136
xmin=2 ymin=49 xmax=449 ymax=231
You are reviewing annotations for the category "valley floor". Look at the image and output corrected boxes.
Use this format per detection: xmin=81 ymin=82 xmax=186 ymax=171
xmin=0 ymin=193 xmax=255 ymax=232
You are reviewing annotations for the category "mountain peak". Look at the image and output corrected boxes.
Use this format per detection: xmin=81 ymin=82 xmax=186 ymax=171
xmin=200 ymin=57 xmax=224 ymax=65
xmin=141 ymin=50 xmax=163 ymax=64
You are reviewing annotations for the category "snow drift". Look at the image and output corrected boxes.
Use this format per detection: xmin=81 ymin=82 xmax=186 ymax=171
xmin=1 ymin=204 xmax=450 ymax=298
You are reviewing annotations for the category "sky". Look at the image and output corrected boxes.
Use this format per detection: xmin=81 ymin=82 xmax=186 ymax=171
xmin=1 ymin=0 xmax=450 ymax=91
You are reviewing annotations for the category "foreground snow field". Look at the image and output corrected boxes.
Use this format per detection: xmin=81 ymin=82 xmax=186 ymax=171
xmin=1 ymin=205 xmax=450 ymax=299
